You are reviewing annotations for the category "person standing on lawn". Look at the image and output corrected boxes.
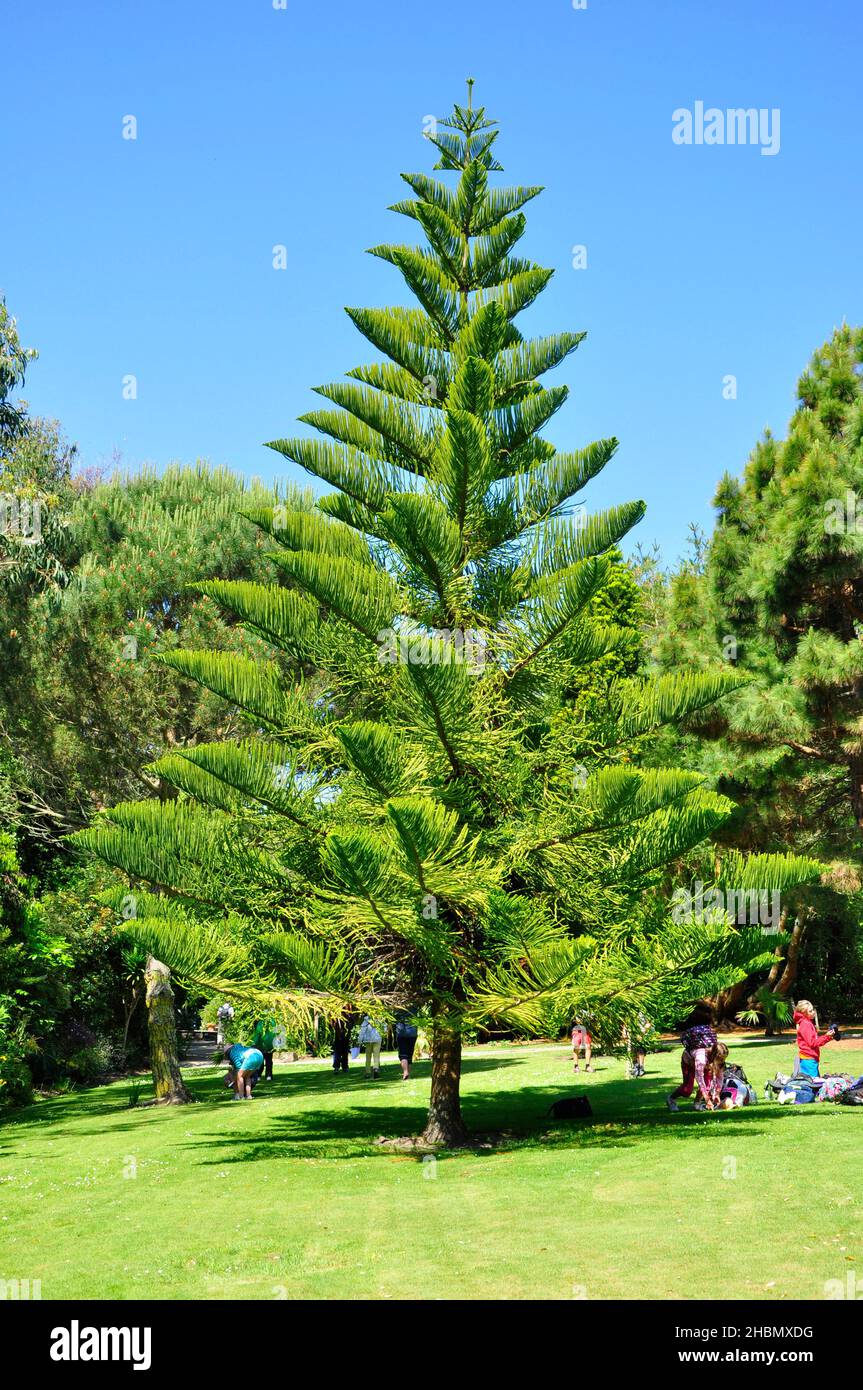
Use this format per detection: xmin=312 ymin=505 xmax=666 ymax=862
xmin=359 ymin=1015 xmax=382 ymax=1078
xmin=571 ymin=1018 xmax=593 ymax=1073
xmin=216 ymin=1000 xmax=234 ymax=1046
xmin=394 ymin=1010 xmax=419 ymax=1080
xmin=793 ymin=1000 xmax=837 ymax=1079
xmin=332 ymin=1015 xmax=352 ymax=1073
xmin=623 ymin=1011 xmax=653 ymax=1077
xmin=251 ymin=1015 xmax=278 ymax=1081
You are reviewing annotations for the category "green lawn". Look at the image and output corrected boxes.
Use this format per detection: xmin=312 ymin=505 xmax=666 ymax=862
xmin=2 ymin=1037 xmax=862 ymax=1300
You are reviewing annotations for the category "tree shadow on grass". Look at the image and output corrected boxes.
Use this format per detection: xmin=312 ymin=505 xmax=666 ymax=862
xmin=7 ymin=1048 xmax=853 ymax=1161
xmin=0 ymin=1057 xmax=522 ymax=1146
xmin=0 ymin=1081 xmax=150 ymax=1132
xmin=180 ymin=1071 xmax=835 ymax=1168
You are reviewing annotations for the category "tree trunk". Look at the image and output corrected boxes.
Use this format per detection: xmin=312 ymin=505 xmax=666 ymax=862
xmin=762 ymin=913 xmax=808 ymax=1033
xmin=119 ymin=985 xmax=140 ymax=1068
xmin=711 ymin=978 xmax=749 ymax=1024
xmin=849 ymin=754 xmax=863 ymax=838
xmin=772 ymin=912 xmax=808 ymax=998
xmin=419 ymin=1025 xmax=468 ymax=1147
xmin=144 ymin=956 xmax=192 ymax=1104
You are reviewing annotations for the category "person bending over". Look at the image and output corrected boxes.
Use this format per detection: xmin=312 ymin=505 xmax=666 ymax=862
xmin=223 ymin=1043 xmax=264 ymax=1100
xmin=667 ymin=1012 xmax=719 ymax=1112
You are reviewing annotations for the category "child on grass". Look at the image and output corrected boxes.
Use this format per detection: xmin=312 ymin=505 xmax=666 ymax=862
xmin=666 ymin=1011 xmax=719 ymax=1112
xmin=622 ymin=1011 xmax=653 ymax=1077
xmin=695 ymin=1041 xmax=729 ymax=1110
xmin=793 ymin=1000 xmax=837 ymax=1079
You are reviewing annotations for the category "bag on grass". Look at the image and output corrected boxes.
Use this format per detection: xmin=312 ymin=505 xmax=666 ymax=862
xmin=720 ymin=1076 xmax=753 ymax=1107
xmin=778 ymin=1083 xmax=816 ymax=1104
xmin=548 ymin=1096 xmax=593 ymax=1120
xmin=765 ymin=1071 xmax=791 ymax=1097
xmin=723 ymin=1061 xmax=751 ymax=1086
xmin=817 ymin=1075 xmax=852 ymax=1102
xmin=767 ymin=1071 xmax=820 ymax=1101
xmin=839 ymin=1079 xmax=863 ymax=1106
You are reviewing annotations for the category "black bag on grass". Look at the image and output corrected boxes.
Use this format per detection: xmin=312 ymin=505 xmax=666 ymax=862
xmin=548 ymin=1095 xmax=593 ymax=1120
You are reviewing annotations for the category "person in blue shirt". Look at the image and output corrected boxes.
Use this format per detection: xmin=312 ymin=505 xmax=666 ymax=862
xmin=223 ymin=1043 xmax=264 ymax=1099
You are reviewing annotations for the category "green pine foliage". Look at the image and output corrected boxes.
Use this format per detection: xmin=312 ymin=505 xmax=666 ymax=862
xmin=648 ymin=327 xmax=863 ymax=1015
xmin=653 ymin=326 xmax=863 ymax=857
xmin=72 ymin=87 xmax=821 ymax=1143
xmin=2 ymin=459 xmax=314 ymax=864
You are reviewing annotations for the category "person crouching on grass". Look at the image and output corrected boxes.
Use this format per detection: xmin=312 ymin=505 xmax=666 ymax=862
xmin=793 ymin=1000 xmax=838 ymax=1079
xmin=223 ymin=1043 xmax=264 ymax=1100
xmin=695 ymin=1041 xmax=728 ymax=1111
xmin=667 ymin=1011 xmax=722 ymax=1112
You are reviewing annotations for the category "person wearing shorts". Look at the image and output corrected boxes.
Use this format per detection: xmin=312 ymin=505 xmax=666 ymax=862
xmin=571 ymin=1021 xmax=593 ymax=1072
xmin=395 ymin=1011 xmax=418 ymax=1080
xmin=224 ymin=1043 xmax=264 ymax=1099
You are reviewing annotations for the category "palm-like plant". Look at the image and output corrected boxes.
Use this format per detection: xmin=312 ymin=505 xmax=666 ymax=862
xmin=73 ymin=85 xmax=820 ymax=1144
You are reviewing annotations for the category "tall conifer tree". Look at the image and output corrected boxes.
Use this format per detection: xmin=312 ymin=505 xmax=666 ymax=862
xmin=73 ymin=87 xmax=818 ymax=1144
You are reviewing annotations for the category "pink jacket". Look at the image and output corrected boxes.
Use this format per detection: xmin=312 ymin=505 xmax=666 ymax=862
xmin=794 ymin=1010 xmax=834 ymax=1062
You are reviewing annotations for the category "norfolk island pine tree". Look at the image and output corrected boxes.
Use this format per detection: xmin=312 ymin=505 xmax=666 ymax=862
xmin=71 ymin=84 xmax=821 ymax=1146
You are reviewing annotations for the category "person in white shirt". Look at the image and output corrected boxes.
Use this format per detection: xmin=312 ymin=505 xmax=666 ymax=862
xmin=358 ymin=1016 xmax=382 ymax=1078
xmin=216 ymin=1001 xmax=234 ymax=1046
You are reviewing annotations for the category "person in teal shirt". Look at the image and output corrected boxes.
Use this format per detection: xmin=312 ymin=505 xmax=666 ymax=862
xmin=251 ymin=1016 xmax=277 ymax=1081
xmin=223 ymin=1044 xmax=264 ymax=1099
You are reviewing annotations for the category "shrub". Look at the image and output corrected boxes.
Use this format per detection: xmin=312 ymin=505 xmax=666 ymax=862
xmin=0 ymin=997 xmax=34 ymax=1107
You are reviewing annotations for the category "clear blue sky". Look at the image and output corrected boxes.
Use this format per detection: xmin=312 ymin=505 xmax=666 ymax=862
xmin=4 ymin=0 xmax=861 ymax=563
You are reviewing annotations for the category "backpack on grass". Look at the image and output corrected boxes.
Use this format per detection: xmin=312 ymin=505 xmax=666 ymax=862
xmin=723 ymin=1061 xmax=751 ymax=1085
xmin=817 ymin=1075 xmax=853 ymax=1102
xmin=766 ymin=1071 xmax=821 ymax=1100
xmin=720 ymin=1075 xmax=756 ymax=1107
xmin=839 ymin=1078 xmax=863 ymax=1106
xmin=548 ymin=1096 xmax=593 ymax=1120
xmin=778 ymin=1082 xmax=817 ymax=1105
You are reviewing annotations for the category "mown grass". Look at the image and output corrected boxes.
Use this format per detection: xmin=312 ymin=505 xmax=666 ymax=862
xmin=2 ymin=1036 xmax=862 ymax=1300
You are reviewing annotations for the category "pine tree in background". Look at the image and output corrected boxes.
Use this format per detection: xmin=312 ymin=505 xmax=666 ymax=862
xmin=2 ymin=461 xmax=313 ymax=864
xmin=650 ymin=326 xmax=863 ymax=1016
xmin=72 ymin=85 xmax=820 ymax=1145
